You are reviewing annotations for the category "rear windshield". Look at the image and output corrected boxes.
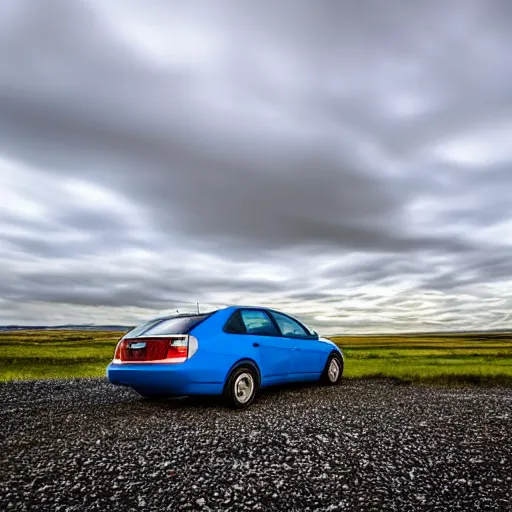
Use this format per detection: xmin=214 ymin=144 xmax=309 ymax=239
xmin=124 ymin=314 xmax=209 ymax=338
xmin=122 ymin=318 xmax=165 ymax=339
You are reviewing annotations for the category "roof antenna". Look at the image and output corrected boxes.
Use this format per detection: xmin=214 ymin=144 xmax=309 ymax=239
xmin=197 ymin=302 xmax=200 ymax=314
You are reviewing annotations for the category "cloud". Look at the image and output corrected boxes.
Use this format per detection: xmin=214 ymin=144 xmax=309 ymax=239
xmin=0 ymin=0 xmax=511 ymax=332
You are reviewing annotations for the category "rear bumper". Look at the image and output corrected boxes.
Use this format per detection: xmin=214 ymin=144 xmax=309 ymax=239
xmin=106 ymin=361 xmax=224 ymax=397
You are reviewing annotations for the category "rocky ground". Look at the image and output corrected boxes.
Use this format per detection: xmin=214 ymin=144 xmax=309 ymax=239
xmin=1 ymin=378 xmax=511 ymax=511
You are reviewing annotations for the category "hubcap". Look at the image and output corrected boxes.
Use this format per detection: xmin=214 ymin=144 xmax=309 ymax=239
xmin=328 ymin=358 xmax=340 ymax=383
xmin=234 ymin=372 xmax=254 ymax=404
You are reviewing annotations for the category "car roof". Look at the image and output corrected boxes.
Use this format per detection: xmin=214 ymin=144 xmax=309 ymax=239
xmin=149 ymin=306 xmax=294 ymax=323
xmin=220 ymin=305 xmax=290 ymax=316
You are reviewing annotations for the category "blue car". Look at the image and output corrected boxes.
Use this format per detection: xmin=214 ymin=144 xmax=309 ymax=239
xmin=107 ymin=306 xmax=344 ymax=409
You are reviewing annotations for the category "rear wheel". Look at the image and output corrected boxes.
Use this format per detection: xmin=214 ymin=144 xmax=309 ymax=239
xmin=321 ymin=353 xmax=343 ymax=385
xmin=224 ymin=365 xmax=258 ymax=409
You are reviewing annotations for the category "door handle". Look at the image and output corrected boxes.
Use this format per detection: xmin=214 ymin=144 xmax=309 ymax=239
xmin=253 ymin=342 xmax=260 ymax=347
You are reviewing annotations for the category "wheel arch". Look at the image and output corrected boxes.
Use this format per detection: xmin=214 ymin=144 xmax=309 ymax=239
xmin=223 ymin=358 xmax=261 ymax=390
xmin=325 ymin=348 xmax=344 ymax=371
xmin=330 ymin=347 xmax=344 ymax=360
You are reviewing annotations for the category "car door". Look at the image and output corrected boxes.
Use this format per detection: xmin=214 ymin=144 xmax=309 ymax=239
xmin=269 ymin=311 xmax=324 ymax=380
xmin=237 ymin=309 xmax=295 ymax=385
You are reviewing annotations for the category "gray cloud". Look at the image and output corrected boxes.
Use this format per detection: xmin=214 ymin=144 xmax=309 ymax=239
xmin=0 ymin=0 xmax=511 ymax=332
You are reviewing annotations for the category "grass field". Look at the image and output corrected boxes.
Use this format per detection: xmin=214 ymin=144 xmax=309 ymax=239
xmin=331 ymin=333 xmax=512 ymax=386
xmin=0 ymin=330 xmax=511 ymax=386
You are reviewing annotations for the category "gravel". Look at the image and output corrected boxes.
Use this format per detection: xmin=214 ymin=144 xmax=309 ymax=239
xmin=1 ymin=378 xmax=511 ymax=511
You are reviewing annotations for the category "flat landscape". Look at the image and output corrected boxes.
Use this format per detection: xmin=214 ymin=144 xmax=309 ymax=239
xmin=331 ymin=332 xmax=512 ymax=386
xmin=2 ymin=331 xmax=512 ymax=510
xmin=1 ymin=329 xmax=511 ymax=385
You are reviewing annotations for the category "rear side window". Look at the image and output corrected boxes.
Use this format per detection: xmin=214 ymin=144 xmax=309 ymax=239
xmin=240 ymin=310 xmax=279 ymax=336
xmin=224 ymin=309 xmax=279 ymax=336
xmin=224 ymin=310 xmax=247 ymax=334
xmin=270 ymin=311 xmax=309 ymax=338
xmin=126 ymin=315 xmax=209 ymax=338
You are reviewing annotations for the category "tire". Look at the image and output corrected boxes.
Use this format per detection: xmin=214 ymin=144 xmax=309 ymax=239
xmin=321 ymin=353 xmax=343 ymax=386
xmin=223 ymin=365 xmax=259 ymax=409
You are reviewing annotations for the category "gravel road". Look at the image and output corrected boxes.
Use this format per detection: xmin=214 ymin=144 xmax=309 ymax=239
xmin=1 ymin=379 xmax=511 ymax=511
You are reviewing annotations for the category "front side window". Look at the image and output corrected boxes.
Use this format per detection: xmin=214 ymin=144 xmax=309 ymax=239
xmin=240 ymin=310 xmax=279 ymax=336
xmin=271 ymin=311 xmax=309 ymax=338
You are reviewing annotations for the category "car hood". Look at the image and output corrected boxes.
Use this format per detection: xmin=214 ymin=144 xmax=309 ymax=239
xmin=319 ymin=337 xmax=339 ymax=348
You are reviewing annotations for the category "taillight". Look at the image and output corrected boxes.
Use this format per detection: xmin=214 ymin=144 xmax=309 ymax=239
xmin=112 ymin=335 xmax=198 ymax=364
xmin=166 ymin=338 xmax=188 ymax=361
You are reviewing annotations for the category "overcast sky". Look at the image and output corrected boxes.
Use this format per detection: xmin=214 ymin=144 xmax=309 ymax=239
xmin=1 ymin=0 xmax=511 ymax=333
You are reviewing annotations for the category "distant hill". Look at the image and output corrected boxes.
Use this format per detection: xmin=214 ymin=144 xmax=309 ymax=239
xmin=0 ymin=325 xmax=132 ymax=332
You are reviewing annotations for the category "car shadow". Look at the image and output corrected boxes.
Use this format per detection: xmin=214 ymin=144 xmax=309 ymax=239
xmin=132 ymin=380 xmax=323 ymax=411
xmin=139 ymin=394 xmax=223 ymax=410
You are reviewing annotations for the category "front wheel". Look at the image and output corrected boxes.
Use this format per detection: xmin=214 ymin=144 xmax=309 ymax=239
xmin=224 ymin=365 xmax=258 ymax=409
xmin=321 ymin=353 xmax=343 ymax=386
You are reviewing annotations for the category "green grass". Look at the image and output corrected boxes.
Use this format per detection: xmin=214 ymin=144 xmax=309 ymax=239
xmin=332 ymin=333 xmax=512 ymax=386
xmin=0 ymin=330 xmax=511 ymax=386
xmin=0 ymin=330 xmax=122 ymax=382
